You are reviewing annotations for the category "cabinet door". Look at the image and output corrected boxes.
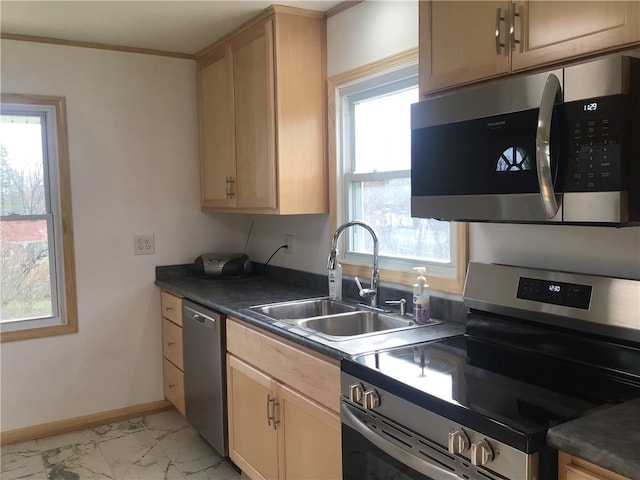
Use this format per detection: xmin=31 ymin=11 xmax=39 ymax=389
xmin=161 ymin=318 xmax=183 ymax=369
xmin=231 ymin=20 xmax=277 ymax=210
xmin=199 ymin=47 xmax=236 ymax=209
xmin=513 ymin=1 xmax=640 ymax=72
xmin=279 ymin=384 xmax=342 ymax=480
xmin=419 ymin=1 xmax=510 ymax=95
xmin=163 ymin=358 xmax=185 ymax=416
xmin=227 ymin=355 xmax=278 ymax=480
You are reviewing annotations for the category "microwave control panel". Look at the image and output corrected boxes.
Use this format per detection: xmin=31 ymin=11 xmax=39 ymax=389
xmin=564 ymin=95 xmax=626 ymax=192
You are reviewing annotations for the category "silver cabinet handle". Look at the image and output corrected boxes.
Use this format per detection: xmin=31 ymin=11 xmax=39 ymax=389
xmin=266 ymin=394 xmax=279 ymax=429
xmin=495 ymin=7 xmax=505 ymax=54
xmin=225 ymin=176 xmax=235 ymax=198
xmin=536 ymin=74 xmax=561 ymax=218
xmin=510 ymin=3 xmax=521 ymax=52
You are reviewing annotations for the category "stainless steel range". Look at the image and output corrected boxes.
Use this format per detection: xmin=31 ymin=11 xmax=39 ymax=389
xmin=340 ymin=262 xmax=640 ymax=480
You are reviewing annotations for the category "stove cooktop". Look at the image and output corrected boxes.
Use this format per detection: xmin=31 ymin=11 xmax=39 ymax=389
xmin=345 ymin=333 xmax=640 ymax=449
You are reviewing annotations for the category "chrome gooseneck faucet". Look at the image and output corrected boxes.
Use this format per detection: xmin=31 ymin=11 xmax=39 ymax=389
xmin=327 ymin=220 xmax=379 ymax=308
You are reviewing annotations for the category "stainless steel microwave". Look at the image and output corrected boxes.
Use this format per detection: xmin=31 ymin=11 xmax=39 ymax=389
xmin=411 ymin=55 xmax=640 ymax=226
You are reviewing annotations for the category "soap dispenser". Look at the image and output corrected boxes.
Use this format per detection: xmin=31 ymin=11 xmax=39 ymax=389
xmin=412 ymin=267 xmax=430 ymax=324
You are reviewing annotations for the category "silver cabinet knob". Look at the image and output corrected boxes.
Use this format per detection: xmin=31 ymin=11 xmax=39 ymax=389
xmin=448 ymin=430 xmax=470 ymax=454
xmin=470 ymin=440 xmax=494 ymax=466
xmin=348 ymin=383 xmax=364 ymax=403
xmin=363 ymin=389 xmax=380 ymax=410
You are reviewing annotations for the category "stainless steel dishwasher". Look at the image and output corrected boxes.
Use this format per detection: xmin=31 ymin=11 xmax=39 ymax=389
xmin=182 ymin=299 xmax=227 ymax=456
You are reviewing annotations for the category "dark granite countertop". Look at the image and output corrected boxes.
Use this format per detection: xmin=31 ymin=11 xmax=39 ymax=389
xmin=155 ymin=264 xmax=466 ymax=359
xmin=157 ymin=264 xmax=639 ymax=476
xmin=547 ymin=397 xmax=640 ymax=479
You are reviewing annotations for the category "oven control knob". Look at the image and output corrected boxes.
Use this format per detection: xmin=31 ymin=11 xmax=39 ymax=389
xmin=348 ymin=383 xmax=364 ymax=404
xmin=363 ymin=389 xmax=380 ymax=410
xmin=470 ymin=440 xmax=494 ymax=466
xmin=448 ymin=430 xmax=470 ymax=454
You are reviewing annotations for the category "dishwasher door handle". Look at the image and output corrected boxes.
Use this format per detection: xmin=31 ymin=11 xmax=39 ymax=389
xmin=184 ymin=306 xmax=219 ymax=328
xmin=192 ymin=314 xmax=212 ymax=324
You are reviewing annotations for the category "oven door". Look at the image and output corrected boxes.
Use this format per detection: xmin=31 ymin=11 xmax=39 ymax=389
xmin=341 ymin=402 xmax=461 ymax=480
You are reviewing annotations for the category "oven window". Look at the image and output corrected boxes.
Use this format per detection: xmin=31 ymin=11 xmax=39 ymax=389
xmin=342 ymin=425 xmax=432 ymax=480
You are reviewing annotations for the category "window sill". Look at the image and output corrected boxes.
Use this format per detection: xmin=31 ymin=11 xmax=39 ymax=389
xmin=1 ymin=321 xmax=78 ymax=343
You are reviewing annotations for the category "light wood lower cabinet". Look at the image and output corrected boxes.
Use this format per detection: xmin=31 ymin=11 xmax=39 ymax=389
xmin=226 ymin=318 xmax=341 ymax=480
xmin=228 ymin=356 xmax=278 ymax=480
xmin=160 ymin=290 xmax=185 ymax=415
xmin=163 ymin=358 xmax=185 ymax=415
xmin=559 ymin=451 xmax=631 ymax=480
xmin=279 ymin=383 xmax=341 ymax=480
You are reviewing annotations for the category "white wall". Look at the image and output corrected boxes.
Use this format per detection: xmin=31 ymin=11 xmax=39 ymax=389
xmin=0 ymin=40 xmax=245 ymax=431
xmin=326 ymin=0 xmax=419 ymax=77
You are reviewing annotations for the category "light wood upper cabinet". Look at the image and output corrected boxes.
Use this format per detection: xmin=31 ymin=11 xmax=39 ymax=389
xmin=231 ymin=21 xmax=277 ymax=210
xmin=419 ymin=1 xmax=510 ymax=95
xmin=199 ymin=47 xmax=235 ymax=210
xmin=514 ymin=1 xmax=640 ymax=71
xmin=419 ymin=1 xmax=640 ymax=95
xmin=197 ymin=6 xmax=327 ymax=214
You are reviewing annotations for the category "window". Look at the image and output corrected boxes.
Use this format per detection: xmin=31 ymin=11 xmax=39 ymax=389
xmin=1 ymin=94 xmax=77 ymax=341
xmin=328 ymin=50 xmax=467 ymax=293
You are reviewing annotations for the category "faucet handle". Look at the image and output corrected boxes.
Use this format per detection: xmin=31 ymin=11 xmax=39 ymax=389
xmin=385 ymin=299 xmax=407 ymax=317
xmin=355 ymin=277 xmax=376 ymax=298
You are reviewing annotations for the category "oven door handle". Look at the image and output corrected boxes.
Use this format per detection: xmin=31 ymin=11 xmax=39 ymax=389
xmin=341 ymin=402 xmax=461 ymax=480
xmin=536 ymin=73 xmax=562 ymax=219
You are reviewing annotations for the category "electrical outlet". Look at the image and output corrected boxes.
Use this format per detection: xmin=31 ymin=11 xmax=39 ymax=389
xmin=133 ymin=234 xmax=155 ymax=255
xmin=284 ymin=234 xmax=294 ymax=254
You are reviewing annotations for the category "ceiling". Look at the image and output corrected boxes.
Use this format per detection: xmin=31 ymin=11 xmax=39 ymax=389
xmin=0 ymin=1 xmax=343 ymax=56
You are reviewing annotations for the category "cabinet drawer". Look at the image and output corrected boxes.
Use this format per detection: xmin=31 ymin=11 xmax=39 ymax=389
xmin=161 ymin=291 xmax=182 ymax=326
xmin=163 ymin=358 xmax=185 ymax=416
xmin=226 ymin=318 xmax=340 ymax=413
xmin=162 ymin=318 xmax=183 ymax=369
xmin=559 ymin=452 xmax=630 ymax=480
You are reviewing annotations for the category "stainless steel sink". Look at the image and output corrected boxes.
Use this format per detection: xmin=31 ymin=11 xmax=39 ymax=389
xmin=250 ymin=297 xmax=420 ymax=341
xmin=296 ymin=311 xmax=414 ymax=339
xmin=250 ymin=297 xmax=356 ymax=320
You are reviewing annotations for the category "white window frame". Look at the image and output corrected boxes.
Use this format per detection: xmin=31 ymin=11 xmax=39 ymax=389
xmin=1 ymin=94 xmax=78 ymax=341
xmin=328 ymin=49 xmax=468 ymax=294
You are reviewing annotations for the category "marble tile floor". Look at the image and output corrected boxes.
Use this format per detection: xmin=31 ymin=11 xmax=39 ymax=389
xmin=1 ymin=409 xmax=241 ymax=480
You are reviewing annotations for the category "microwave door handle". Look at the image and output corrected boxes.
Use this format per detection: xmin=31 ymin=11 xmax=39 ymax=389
xmin=341 ymin=402 xmax=461 ymax=480
xmin=536 ymin=73 xmax=561 ymax=218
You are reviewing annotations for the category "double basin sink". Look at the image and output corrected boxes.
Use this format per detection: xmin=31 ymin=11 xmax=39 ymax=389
xmin=250 ymin=297 xmax=428 ymax=341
